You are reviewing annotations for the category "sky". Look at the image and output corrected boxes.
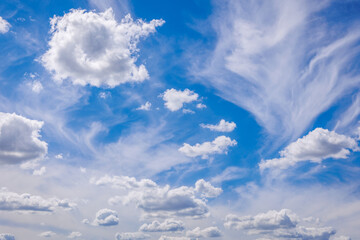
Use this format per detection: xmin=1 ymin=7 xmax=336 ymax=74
xmin=0 ymin=0 xmax=360 ymax=239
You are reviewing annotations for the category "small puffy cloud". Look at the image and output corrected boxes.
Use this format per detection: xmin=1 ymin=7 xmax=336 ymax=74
xmin=224 ymin=209 xmax=298 ymax=231
xmin=137 ymin=101 xmax=152 ymax=111
xmin=0 ymin=189 xmax=76 ymax=212
xmin=186 ymin=227 xmax=221 ymax=238
xmin=31 ymin=81 xmax=43 ymax=93
xmin=99 ymin=91 xmax=111 ymax=99
xmin=0 ymin=17 xmax=10 ymax=33
xmin=333 ymin=236 xmax=351 ymax=240
xmin=94 ymin=176 xmax=219 ymax=218
xmin=0 ymin=234 xmax=15 ymax=240
xmin=39 ymin=231 xmax=56 ymax=238
xmin=115 ymin=232 xmax=150 ymax=240
xmin=194 ymin=179 xmax=222 ymax=198
xmin=182 ymin=109 xmax=195 ymax=114
xmin=200 ymin=119 xmax=236 ymax=132
xmin=41 ymin=8 xmax=164 ymax=87
xmin=162 ymin=89 xmax=198 ymax=111
xmin=0 ymin=112 xmax=48 ymax=165
xmin=196 ymin=103 xmax=207 ymax=109
xmin=93 ymin=208 xmax=119 ymax=226
xmin=260 ymin=128 xmax=359 ymax=170
xmin=67 ymin=232 xmax=82 ymax=239
xmin=140 ymin=219 xmax=185 ymax=232
xmin=33 ymin=166 xmax=46 ymax=176
xmin=55 ymin=154 xmax=63 ymax=159
xmin=179 ymin=136 xmax=237 ymax=159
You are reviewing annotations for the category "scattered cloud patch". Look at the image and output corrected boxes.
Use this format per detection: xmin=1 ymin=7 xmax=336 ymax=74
xmin=93 ymin=208 xmax=119 ymax=226
xmin=158 ymin=236 xmax=189 ymax=240
xmin=0 ymin=17 xmax=10 ymax=33
xmin=31 ymin=80 xmax=43 ymax=93
xmin=260 ymin=128 xmax=359 ymax=170
xmin=137 ymin=101 xmax=152 ymax=111
xmin=162 ymin=89 xmax=198 ymax=111
xmin=33 ymin=166 xmax=46 ymax=176
xmin=182 ymin=109 xmax=195 ymax=114
xmin=140 ymin=219 xmax=184 ymax=232
xmin=99 ymin=91 xmax=111 ymax=99
xmin=115 ymin=232 xmax=150 ymax=240
xmin=67 ymin=232 xmax=82 ymax=239
xmin=186 ymin=227 xmax=221 ymax=238
xmin=39 ymin=231 xmax=56 ymax=238
xmin=55 ymin=154 xmax=63 ymax=159
xmin=0 ymin=234 xmax=15 ymax=240
xmin=0 ymin=112 xmax=47 ymax=165
xmin=41 ymin=8 xmax=164 ymax=87
xmin=211 ymin=167 xmax=247 ymax=183
xmin=179 ymin=136 xmax=237 ymax=159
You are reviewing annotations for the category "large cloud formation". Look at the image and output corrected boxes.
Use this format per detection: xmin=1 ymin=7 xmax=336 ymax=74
xmin=260 ymin=128 xmax=359 ymax=170
xmin=92 ymin=176 xmax=222 ymax=218
xmin=0 ymin=112 xmax=47 ymax=165
xmin=41 ymin=8 xmax=164 ymax=87
xmin=224 ymin=209 xmax=340 ymax=239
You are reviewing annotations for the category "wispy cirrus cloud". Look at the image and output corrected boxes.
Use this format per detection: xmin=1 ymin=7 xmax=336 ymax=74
xmin=195 ymin=0 xmax=360 ymax=142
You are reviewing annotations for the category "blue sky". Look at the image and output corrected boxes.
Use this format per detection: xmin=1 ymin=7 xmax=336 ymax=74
xmin=0 ymin=0 xmax=360 ymax=239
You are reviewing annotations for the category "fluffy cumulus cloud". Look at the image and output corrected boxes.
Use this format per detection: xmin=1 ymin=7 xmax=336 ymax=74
xmin=0 ymin=234 xmax=15 ymax=240
xmin=39 ymin=231 xmax=56 ymax=238
xmin=115 ymin=232 xmax=150 ymax=240
xmin=0 ymin=17 xmax=10 ymax=33
xmin=0 ymin=112 xmax=47 ymax=165
xmin=93 ymin=208 xmax=119 ymax=226
xmin=179 ymin=136 xmax=237 ymax=159
xmin=162 ymin=89 xmax=198 ymax=111
xmin=200 ymin=119 xmax=236 ymax=132
xmin=224 ymin=209 xmax=298 ymax=231
xmin=186 ymin=227 xmax=221 ymax=238
xmin=224 ymin=209 xmax=340 ymax=239
xmin=140 ymin=219 xmax=184 ymax=232
xmin=260 ymin=128 xmax=359 ymax=170
xmin=41 ymin=8 xmax=164 ymax=87
xmin=93 ymin=176 xmax=221 ymax=218
xmin=0 ymin=189 xmax=76 ymax=212
xmin=194 ymin=179 xmax=222 ymax=198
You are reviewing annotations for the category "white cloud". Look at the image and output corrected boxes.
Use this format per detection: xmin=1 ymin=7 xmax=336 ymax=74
xmin=137 ymin=101 xmax=152 ymax=111
xmin=196 ymin=103 xmax=207 ymax=109
xmin=333 ymin=236 xmax=351 ymax=240
xmin=93 ymin=176 xmax=219 ymax=218
xmin=0 ymin=189 xmax=76 ymax=212
xmin=93 ymin=208 xmax=119 ymax=226
xmin=41 ymin=8 xmax=164 ymax=87
xmin=0 ymin=234 xmax=15 ymax=240
xmin=162 ymin=89 xmax=198 ymax=111
xmin=115 ymin=232 xmax=150 ymax=240
xmin=55 ymin=154 xmax=63 ymax=159
xmin=31 ymin=80 xmax=43 ymax=93
xmin=0 ymin=17 xmax=10 ymax=34
xmin=179 ymin=136 xmax=237 ymax=159
xmin=68 ymin=232 xmax=82 ymax=239
xmin=182 ymin=109 xmax=195 ymax=114
xmin=197 ymin=0 xmax=360 ymax=141
xmin=39 ymin=231 xmax=56 ymax=238
xmin=158 ymin=236 xmax=190 ymax=240
xmin=186 ymin=227 xmax=221 ymax=238
xmin=273 ymin=226 xmax=336 ymax=239
xmin=260 ymin=128 xmax=359 ymax=170
xmin=33 ymin=166 xmax=46 ymax=176
xmin=224 ymin=209 xmax=298 ymax=231
xmin=211 ymin=167 xmax=247 ymax=183
xmin=99 ymin=91 xmax=111 ymax=99
xmin=194 ymin=179 xmax=222 ymax=198
xmin=200 ymin=119 xmax=236 ymax=132
xmin=139 ymin=219 xmax=184 ymax=232
xmin=0 ymin=112 xmax=47 ymax=165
